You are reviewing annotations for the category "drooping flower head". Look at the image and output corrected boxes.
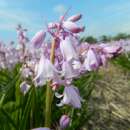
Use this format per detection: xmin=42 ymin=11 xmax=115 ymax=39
xmin=56 ymin=85 xmax=82 ymax=108
xmin=31 ymin=30 xmax=46 ymax=48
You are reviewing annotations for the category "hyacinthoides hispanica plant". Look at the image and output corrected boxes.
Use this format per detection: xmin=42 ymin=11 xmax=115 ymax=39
xmin=0 ymin=12 xmax=123 ymax=130
xmin=29 ymin=13 xmax=122 ymax=130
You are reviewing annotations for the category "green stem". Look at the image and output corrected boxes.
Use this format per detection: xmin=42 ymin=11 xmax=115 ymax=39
xmin=70 ymin=108 xmax=74 ymax=126
xmin=45 ymin=81 xmax=53 ymax=127
xmin=44 ymin=39 xmax=56 ymax=127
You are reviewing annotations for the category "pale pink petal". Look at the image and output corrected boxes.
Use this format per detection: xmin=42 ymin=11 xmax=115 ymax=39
xmin=31 ymin=30 xmax=46 ymax=48
xmin=60 ymin=37 xmax=78 ymax=61
xmin=60 ymin=115 xmax=70 ymax=129
xmin=67 ymin=14 xmax=82 ymax=22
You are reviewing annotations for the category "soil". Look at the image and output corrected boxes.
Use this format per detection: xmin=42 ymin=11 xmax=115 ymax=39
xmin=82 ymin=63 xmax=130 ymax=130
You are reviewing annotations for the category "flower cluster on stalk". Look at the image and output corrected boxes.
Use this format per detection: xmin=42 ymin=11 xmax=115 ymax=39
xmin=0 ymin=13 xmax=124 ymax=130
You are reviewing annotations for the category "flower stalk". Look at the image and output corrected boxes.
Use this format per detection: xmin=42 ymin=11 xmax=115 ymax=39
xmin=44 ymin=38 xmax=56 ymax=127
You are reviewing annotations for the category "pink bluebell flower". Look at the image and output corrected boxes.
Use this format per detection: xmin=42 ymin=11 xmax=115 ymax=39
xmin=63 ymin=21 xmax=85 ymax=33
xmin=60 ymin=115 xmax=70 ymax=129
xmin=31 ymin=30 xmax=46 ymax=48
xmin=34 ymin=54 xmax=60 ymax=87
xmin=60 ymin=36 xmax=78 ymax=61
xmin=83 ymin=48 xmax=100 ymax=71
xmin=56 ymin=85 xmax=81 ymax=108
xmin=67 ymin=14 xmax=82 ymax=22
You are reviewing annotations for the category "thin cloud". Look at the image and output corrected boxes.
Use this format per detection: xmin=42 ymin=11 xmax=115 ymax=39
xmin=0 ymin=9 xmax=42 ymax=32
xmin=0 ymin=1 xmax=8 ymax=8
xmin=54 ymin=4 xmax=66 ymax=14
xmin=104 ymin=1 xmax=130 ymax=14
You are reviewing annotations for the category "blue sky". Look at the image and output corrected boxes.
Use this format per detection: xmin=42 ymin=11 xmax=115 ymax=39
xmin=0 ymin=0 xmax=130 ymax=42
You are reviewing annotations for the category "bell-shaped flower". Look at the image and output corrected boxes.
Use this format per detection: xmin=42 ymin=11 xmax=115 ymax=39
xmin=20 ymin=81 xmax=31 ymax=95
xmin=69 ymin=35 xmax=80 ymax=51
xmin=62 ymin=61 xmax=79 ymax=78
xmin=34 ymin=54 xmax=60 ymax=87
xmin=67 ymin=14 xmax=82 ymax=22
xmin=60 ymin=37 xmax=78 ymax=61
xmin=31 ymin=30 xmax=46 ymax=48
xmin=59 ymin=115 xmax=70 ymax=129
xmin=32 ymin=127 xmax=50 ymax=130
xmin=100 ymin=43 xmax=122 ymax=55
xmin=63 ymin=21 xmax=85 ymax=33
xmin=56 ymin=85 xmax=81 ymax=108
xmin=83 ymin=49 xmax=100 ymax=71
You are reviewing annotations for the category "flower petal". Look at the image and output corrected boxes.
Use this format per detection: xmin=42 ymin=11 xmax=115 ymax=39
xmin=60 ymin=37 xmax=78 ymax=61
xmin=67 ymin=14 xmax=82 ymax=22
xmin=31 ymin=30 xmax=46 ymax=48
xmin=63 ymin=21 xmax=84 ymax=33
xmin=20 ymin=81 xmax=31 ymax=95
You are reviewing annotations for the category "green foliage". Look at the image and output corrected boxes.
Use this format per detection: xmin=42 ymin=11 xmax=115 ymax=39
xmin=80 ymin=33 xmax=130 ymax=44
xmin=0 ymin=64 xmax=99 ymax=130
xmin=99 ymin=35 xmax=112 ymax=42
xmin=111 ymin=54 xmax=130 ymax=71
xmin=113 ymin=33 xmax=130 ymax=41
xmin=67 ymin=72 xmax=99 ymax=130
xmin=81 ymin=36 xmax=97 ymax=44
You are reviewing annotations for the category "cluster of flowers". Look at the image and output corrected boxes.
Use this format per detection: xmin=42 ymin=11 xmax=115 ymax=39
xmin=0 ymin=41 xmax=22 ymax=69
xmin=0 ymin=13 xmax=123 ymax=130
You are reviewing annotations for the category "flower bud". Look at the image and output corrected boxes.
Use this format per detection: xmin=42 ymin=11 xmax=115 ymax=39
xmin=31 ymin=30 xmax=46 ymax=48
xmin=67 ymin=14 xmax=82 ymax=22
xmin=59 ymin=115 xmax=70 ymax=129
xmin=63 ymin=21 xmax=85 ymax=33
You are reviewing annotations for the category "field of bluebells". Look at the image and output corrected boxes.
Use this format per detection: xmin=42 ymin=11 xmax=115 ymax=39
xmin=0 ymin=13 xmax=129 ymax=130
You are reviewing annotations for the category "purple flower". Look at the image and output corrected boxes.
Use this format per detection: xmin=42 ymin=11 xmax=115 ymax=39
xmin=21 ymin=65 xmax=33 ymax=78
xmin=16 ymin=25 xmax=29 ymax=44
xmin=31 ymin=30 xmax=46 ymax=48
xmin=62 ymin=61 xmax=78 ymax=78
xmin=72 ymin=60 xmax=81 ymax=70
xmin=56 ymin=85 xmax=82 ymax=108
xmin=63 ymin=21 xmax=85 ymax=33
xmin=67 ymin=14 xmax=82 ymax=22
xmin=34 ymin=54 xmax=60 ymax=87
xmin=83 ymin=49 xmax=100 ymax=71
xmin=20 ymin=81 xmax=31 ymax=95
xmin=100 ymin=43 xmax=122 ymax=56
xmin=60 ymin=115 xmax=70 ymax=129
